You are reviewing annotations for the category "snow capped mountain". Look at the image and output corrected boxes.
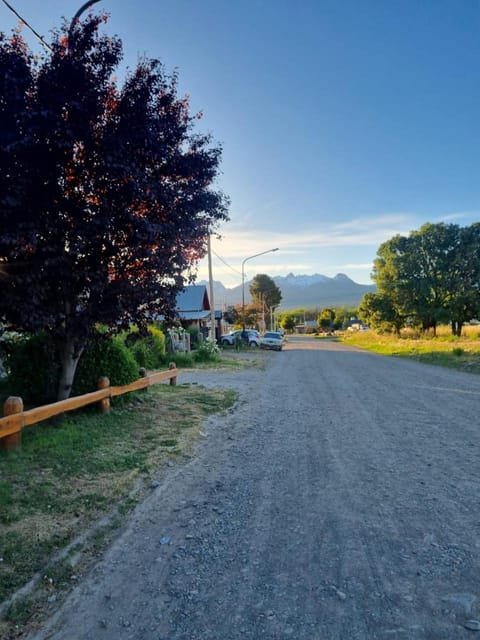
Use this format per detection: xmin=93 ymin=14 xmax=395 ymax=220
xmin=198 ymin=273 xmax=375 ymax=309
xmin=276 ymin=273 xmax=331 ymax=288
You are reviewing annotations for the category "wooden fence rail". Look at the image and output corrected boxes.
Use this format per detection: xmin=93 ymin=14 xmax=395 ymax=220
xmin=0 ymin=363 xmax=178 ymax=451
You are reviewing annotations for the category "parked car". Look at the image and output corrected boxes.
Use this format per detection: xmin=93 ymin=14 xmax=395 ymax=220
xmin=220 ymin=329 xmax=260 ymax=347
xmin=260 ymin=331 xmax=283 ymax=351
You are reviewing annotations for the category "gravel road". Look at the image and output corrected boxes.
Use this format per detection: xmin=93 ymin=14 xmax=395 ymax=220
xmin=29 ymin=337 xmax=480 ymax=640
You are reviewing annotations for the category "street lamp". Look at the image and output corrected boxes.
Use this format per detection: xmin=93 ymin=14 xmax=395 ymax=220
xmin=241 ymin=248 xmax=279 ymax=330
xmin=68 ymin=1 xmax=103 ymax=43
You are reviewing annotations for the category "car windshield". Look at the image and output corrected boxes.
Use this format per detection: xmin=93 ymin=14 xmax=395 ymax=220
xmin=264 ymin=332 xmax=280 ymax=338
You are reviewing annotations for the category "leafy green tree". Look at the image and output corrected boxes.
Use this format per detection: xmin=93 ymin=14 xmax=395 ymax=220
xmin=373 ymin=225 xmax=449 ymax=335
xmin=372 ymin=222 xmax=480 ymax=336
xmin=280 ymin=313 xmax=296 ymax=333
xmin=447 ymin=224 xmax=480 ymax=336
xmin=317 ymin=308 xmax=335 ymax=331
xmin=0 ymin=15 xmax=228 ymax=400
xmin=249 ymin=274 xmax=282 ymax=316
xmin=222 ymin=306 xmax=239 ymax=326
xmin=244 ymin=303 xmax=261 ymax=329
xmin=333 ymin=307 xmax=358 ymax=330
xmin=283 ymin=308 xmax=307 ymax=324
xmin=358 ymin=292 xmax=404 ymax=335
xmin=372 ymin=234 xmax=411 ymax=329
xmin=404 ymin=223 xmax=460 ymax=333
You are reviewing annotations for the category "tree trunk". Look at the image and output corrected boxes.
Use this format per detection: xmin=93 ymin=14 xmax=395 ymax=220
xmin=56 ymin=339 xmax=85 ymax=401
xmin=450 ymin=321 xmax=463 ymax=337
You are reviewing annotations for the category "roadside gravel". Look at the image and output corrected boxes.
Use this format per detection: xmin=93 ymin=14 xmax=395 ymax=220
xmin=28 ymin=338 xmax=480 ymax=640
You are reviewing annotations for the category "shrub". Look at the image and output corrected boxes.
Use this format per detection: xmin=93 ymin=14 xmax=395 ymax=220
xmin=125 ymin=326 xmax=166 ymax=370
xmin=72 ymin=334 xmax=139 ymax=396
xmin=6 ymin=332 xmax=59 ymax=405
xmin=452 ymin=347 xmax=465 ymax=357
xmin=0 ymin=328 xmax=18 ymax=380
xmin=186 ymin=325 xmax=201 ymax=349
xmin=166 ymin=351 xmax=194 ymax=368
xmin=194 ymin=337 xmax=220 ymax=363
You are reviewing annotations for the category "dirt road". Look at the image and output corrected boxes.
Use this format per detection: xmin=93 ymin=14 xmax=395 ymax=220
xmin=30 ymin=338 xmax=480 ymax=639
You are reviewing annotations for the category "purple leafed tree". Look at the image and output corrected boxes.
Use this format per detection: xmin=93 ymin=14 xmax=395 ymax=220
xmin=0 ymin=15 xmax=229 ymax=400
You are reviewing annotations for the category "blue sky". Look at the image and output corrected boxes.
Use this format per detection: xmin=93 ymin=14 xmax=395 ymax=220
xmin=1 ymin=0 xmax=479 ymax=286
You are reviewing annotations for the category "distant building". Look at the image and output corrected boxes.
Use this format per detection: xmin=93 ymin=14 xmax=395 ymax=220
xmin=294 ymin=320 xmax=318 ymax=334
xmin=154 ymin=285 xmax=224 ymax=341
xmin=175 ymin=285 xmax=224 ymax=340
xmin=175 ymin=285 xmax=211 ymax=328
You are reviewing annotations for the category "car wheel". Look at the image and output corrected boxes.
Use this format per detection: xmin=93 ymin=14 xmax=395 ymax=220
xmin=221 ymin=339 xmax=230 ymax=346
xmin=249 ymin=341 xmax=258 ymax=347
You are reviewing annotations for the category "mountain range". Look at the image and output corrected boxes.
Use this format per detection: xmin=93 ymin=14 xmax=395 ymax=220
xmin=198 ymin=273 xmax=376 ymax=310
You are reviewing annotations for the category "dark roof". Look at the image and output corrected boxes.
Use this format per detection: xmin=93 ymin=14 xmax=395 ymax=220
xmin=176 ymin=285 xmax=210 ymax=312
xmin=153 ymin=285 xmax=218 ymax=323
xmin=178 ymin=310 xmax=210 ymax=321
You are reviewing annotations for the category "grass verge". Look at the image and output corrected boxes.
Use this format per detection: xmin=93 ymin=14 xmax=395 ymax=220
xmin=341 ymin=329 xmax=480 ymax=374
xmin=0 ymin=378 xmax=237 ymax=637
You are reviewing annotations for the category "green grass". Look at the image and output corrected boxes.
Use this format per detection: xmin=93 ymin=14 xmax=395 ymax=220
xmin=341 ymin=329 xmax=480 ymax=374
xmin=4 ymin=595 xmax=36 ymax=625
xmin=159 ymin=439 xmax=178 ymax=447
xmin=0 ymin=375 xmax=238 ymax=635
xmin=195 ymin=353 xmax=261 ymax=370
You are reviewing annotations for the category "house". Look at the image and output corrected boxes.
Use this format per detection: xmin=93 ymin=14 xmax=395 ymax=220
xmin=175 ymin=285 xmax=211 ymax=329
xmin=294 ymin=320 xmax=318 ymax=334
xmin=175 ymin=285 xmax=223 ymax=341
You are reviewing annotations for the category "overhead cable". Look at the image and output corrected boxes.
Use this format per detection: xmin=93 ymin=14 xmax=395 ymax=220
xmin=212 ymin=250 xmax=242 ymax=276
xmin=1 ymin=0 xmax=52 ymax=51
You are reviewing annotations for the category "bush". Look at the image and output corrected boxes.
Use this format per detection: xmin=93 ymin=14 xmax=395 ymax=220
xmin=194 ymin=337 xmax=220 ymax=363
xmin=72 ymin=334 xmax=139 ymax=396
xmin=5 ymin=332 xmax=60 ymax=405
xmin=187 ymin=325 xmax=201 ymax=349
xmin=125 ymin=326 xmax=166 ymax=370
xmin=166 ymin=352 xmax=194 ymax=368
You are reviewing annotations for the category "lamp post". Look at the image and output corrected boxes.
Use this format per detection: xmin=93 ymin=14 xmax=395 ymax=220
xmin=70 ymin=0 xmax=103 ymax=25
xmin=68 ymin=1 xmax=103 ymax=43
xmin=241 ymin=248 xmax=279 ymax=330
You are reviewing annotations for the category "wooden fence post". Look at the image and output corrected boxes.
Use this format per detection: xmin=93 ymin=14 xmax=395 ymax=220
xmin=2 ymin=396 xmax=23 ymax=450
xmin=139 ymin=368 xmax=148 ymax=393
xmin=97 ymin=377 xmax=110 ymax=413
xmin=169 ymin=362 xmax=177 ymax=386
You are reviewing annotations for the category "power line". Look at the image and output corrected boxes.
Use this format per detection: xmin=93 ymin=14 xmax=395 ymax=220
xmin=212 ymin=250 xmax=242 ymax=276
xmin=1 ymin=0 xmax=53 ymax=51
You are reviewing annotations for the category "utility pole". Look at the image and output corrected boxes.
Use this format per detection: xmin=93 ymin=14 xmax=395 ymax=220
xmin=207 ymin=235 xmax=216 ymax=341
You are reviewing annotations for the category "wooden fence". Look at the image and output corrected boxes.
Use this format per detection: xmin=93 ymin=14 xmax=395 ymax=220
xmin=0 ymin=364 xmax=178 ymax=451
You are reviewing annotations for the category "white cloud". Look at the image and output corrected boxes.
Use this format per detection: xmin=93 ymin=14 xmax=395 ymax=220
xmin=338 ymin=262 xmax=375 ymax=271
xmin=210 ymin=212 xmax=416 ymax=259
xmin=435 ymin=211 xmax=480 ymax=223
xmin=196 ymin=210 xmax=480 ymax=287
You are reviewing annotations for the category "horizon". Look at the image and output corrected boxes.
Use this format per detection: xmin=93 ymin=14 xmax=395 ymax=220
xmin=198 ymin=270 xmax=370 ymax=291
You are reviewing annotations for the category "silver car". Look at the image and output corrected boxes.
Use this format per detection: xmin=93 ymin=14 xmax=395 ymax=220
xmin=220 ymin=329 xmax=260 ymax=347
xmin=260 ymin=331 xmax=283 ymax=351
